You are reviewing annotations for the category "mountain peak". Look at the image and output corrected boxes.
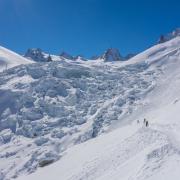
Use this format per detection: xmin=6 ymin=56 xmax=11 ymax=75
xmin=60 ymin=52 xmax=74 ymax=60
xmin=102 ymin=48 xmax=124 ymax=62
xmin=25 ymin=48 xmax=51 ymax=62
xmin=158 ymin=28 xmax=180 ymax=44
xmin=74 ymin=55 xmax=87 ymax=61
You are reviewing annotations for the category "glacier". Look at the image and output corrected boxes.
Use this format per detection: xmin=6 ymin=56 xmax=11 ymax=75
xmin=0 ymin=30 xmax=180 ymax=180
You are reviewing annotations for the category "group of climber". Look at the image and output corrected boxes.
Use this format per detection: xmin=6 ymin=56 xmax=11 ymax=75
xmin=137 ymin=118 xmax=149 ymax=127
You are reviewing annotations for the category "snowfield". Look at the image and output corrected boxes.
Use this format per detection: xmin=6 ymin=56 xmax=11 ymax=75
xmin=1 ymin=36 xmax=180 ymax=180
xmin=0 ymin=46 xmax=33 ymax=72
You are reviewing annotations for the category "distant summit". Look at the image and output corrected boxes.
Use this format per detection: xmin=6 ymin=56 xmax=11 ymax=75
xmin=158 ymin=28 xmax=180 ymax=44
xmin=101 ymin=48 xmax=135 ymax=62
xmin=25 ymin=48 xmax=52 ymax=62
xmin=101 ymin=48 xmax=123 ymax=61
xmin=74 ymin=55 xmax=87 ymax=61
xmin=24 ymin=48 xmax=135 ymax=62
xmin=60 ymin=52 xmax=74 ymax=60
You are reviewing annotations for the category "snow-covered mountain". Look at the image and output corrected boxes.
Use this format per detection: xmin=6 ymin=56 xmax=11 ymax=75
xmin=158 ymin=28 xmax=180 ymax=43
xmin=25 ymin=48 xmax=134 ymax=62
xmin=0 ymin=46 xmax=33 ymax=72
xmin=100 ymin=48 xmax=135 ymax=61
xmin=101 ymin=48 xmax=124 ymax=61
xmin=25 ymin=48 xmax=53 ymax=62
xmin=16 ymin=35 xmax=180 ymax=180
xmin=59 ymin=51 xmax=74 ymax=60
xmin=25 ymin=48 xmax=87 ymax=62
xmin=1 ymin=29 xmax=180 ymax=180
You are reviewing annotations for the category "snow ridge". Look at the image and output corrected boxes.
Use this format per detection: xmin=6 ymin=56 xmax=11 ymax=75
xmin=0 ymin=46 xmax=33 ymax=72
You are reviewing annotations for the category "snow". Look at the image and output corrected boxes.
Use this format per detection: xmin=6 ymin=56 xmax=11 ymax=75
xmin=17 ymin=123 xmax=175 ymax=180
xmin=0 ymin=46 xmax=33 ymax=72
xmin=1 ymin=35 xmax=180 ymax=180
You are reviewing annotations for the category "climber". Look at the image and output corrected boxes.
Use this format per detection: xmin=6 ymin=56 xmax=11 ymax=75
xmin=145 ymin=120 xmax=149 ymax=127
xmin=143 ymin=118 xmax=146 ymax=125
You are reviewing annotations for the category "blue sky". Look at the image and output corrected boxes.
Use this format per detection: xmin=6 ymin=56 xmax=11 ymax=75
xmin=0 ymin=0 xmax=180 ymax=57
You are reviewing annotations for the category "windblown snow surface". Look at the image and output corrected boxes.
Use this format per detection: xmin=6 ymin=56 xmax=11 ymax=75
xmin=1 ymin=37 xmax=180 ymax=180
xmin=0 ymin=46 xmax=33 ymax=72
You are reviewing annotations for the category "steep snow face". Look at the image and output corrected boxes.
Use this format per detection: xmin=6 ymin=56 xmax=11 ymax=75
xmin=25 ymin=48 xmax=52 ymax=62
xmin=16 ymin=36 xmax=180 ymax=180
xmin=0 ymin=46 xmax=33 ymax=72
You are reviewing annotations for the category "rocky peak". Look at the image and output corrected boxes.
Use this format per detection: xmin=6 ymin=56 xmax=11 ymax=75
xmin=25 ymin=48 xmax=51 ymax=62
xmin=60 ymin=52 xmax=74 ymax=60
xmin=102 ymin=48 xmax=124 ymax=62
xmin=158 ymin=28 xmax=180 ymax=44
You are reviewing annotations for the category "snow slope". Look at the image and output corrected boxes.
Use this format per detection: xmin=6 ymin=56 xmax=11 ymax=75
xmin=0 ymin=35 xmax=180 ymax=180
xmin=0 ymin=46 xmax=33 ymax=72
